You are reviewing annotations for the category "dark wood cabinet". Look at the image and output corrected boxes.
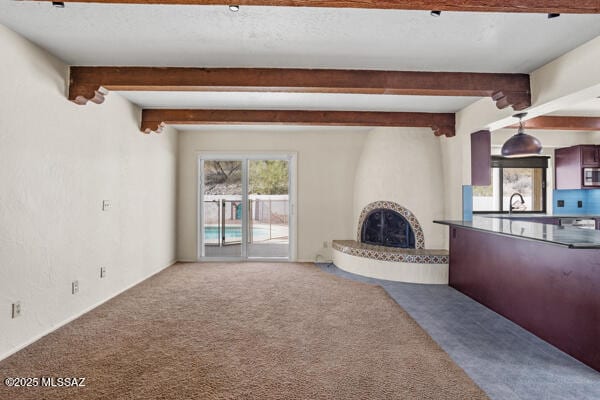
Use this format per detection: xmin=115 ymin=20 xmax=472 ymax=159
xmin=555 ymin=145 xmax=600 ymax=189
xmin=555 ymin=146 xmax=583 ymax=189
xmin=447 ymin=225 xmax=600 ymax=372
xmin=581 ymin=145 xmax=600 ymax=167
xmin=471 ymin=130 xmax=491 ymax=186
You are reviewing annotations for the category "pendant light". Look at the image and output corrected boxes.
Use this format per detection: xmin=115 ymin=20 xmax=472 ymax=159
xmin=501 ymin=112 xmax=542 ymax=157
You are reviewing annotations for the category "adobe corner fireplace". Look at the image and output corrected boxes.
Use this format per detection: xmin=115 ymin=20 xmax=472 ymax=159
xmin=332 ymin=201 xmax=446 ymax=284
xmin=357 ymin=201 xmax=425 ymax=249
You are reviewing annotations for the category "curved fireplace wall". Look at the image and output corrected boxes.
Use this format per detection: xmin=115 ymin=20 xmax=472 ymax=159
xmin=361 ymin=209 xmax=415 ymax=248
xmin=353 ymin=128 xmax=445 ymax=249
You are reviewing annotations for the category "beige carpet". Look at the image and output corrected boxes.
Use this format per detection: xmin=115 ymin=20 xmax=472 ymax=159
xmin=0 ymin=263 xmax=488 ymax=399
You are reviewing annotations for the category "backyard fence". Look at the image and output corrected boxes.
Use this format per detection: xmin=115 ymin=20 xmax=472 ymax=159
xmin=203 ymin=195 xmax=289 ymax=246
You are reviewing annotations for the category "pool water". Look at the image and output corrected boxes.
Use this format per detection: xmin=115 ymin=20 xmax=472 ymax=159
xmin=204 ymin=226 xmax=270 ymax=241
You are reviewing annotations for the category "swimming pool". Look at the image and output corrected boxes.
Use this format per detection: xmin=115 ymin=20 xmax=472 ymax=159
xmin=204 ymin=226 xmax=270 ymax=241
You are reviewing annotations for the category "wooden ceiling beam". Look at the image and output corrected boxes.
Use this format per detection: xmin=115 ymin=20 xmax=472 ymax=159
xmin=69 ymin=67 xmax=531 ymax=111
xmin=28 ymin=1 xmax=600 ymax=14
xmin=140 ymin=109 xmax=456 ymax=137
xmin=509 ymin=116 xmax=600 ymax=131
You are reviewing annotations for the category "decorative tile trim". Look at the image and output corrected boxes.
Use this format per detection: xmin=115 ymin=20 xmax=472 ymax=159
xmin=356 ymin=201 xmax=425 ymax=249
xmin=332 ymin=240 xmax=448 ymax=264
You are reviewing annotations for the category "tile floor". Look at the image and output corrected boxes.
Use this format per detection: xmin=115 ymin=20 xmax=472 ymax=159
xmin=317 ymin=263 xmax=600 ymax=400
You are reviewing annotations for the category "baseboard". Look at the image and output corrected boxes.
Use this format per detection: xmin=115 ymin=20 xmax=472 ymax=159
xmin=0 ymin=259 xmax=177 ymax=362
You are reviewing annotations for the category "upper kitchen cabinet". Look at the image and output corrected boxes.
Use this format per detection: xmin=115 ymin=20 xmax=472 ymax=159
xmin=471 ymin=130 xmax=491 ymax=186
xmin=555 ymin=145 xmax=600 ymax=189
xmin=581 ymin=145 xmax=600 ymax=167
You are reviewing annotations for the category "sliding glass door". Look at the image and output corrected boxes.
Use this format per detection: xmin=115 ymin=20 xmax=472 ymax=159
xmin=247 ymin=159 xmax=290 ymax=258
xmin=201 ymin=160 xmax=244 ymax=258
xmin=198 ymin=154 xmax=295 ymax=261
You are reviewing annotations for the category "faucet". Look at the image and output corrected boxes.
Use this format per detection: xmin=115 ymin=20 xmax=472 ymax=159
xmin=509 ymin=193 xmax=525 ymax=214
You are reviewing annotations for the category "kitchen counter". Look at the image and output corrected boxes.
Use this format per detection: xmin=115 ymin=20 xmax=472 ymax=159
xmin=435 ymin=218 xmax=600 ymax=371
xmin=434 ymin=216 xmax=600 ymax=248
xmin=480 ymin=213 xmax=600 ymax=219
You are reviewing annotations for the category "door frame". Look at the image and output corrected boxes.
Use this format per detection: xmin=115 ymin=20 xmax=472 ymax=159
xmin=196 ymin=151 xmax=297 ymax=262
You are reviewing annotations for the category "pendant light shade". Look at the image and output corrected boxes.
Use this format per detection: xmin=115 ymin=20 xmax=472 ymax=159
xmin=501 ymin=112 xmax=542 ymax=157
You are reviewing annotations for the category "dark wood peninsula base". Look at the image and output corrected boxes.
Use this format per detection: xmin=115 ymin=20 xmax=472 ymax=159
xmin=445 ymin=225 xmax=600 ymax=372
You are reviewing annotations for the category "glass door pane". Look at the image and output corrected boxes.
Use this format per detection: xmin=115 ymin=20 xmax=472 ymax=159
xmin=247 ymin=159 xmax=289 ymax=259
xmin=202 ymin=160 xmax=243 ymax=258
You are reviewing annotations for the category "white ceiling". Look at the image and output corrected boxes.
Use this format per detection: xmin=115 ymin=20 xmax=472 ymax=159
xmin=172 ymin=124 xmax=374 ymax=132
xmin=1 ymin=3 xmax=600 ymax=73
xmin=117 ymin=91 xmax=479 ymax=112
xmin=549 ymin=97 xmax=600 ymax=117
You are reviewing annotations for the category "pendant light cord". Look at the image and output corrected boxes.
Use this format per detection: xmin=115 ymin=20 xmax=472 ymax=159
xmin=518 ymin=115 xmax=525 ymax=134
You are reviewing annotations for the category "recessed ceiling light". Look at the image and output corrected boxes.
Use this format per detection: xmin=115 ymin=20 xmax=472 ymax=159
xmin=547 ymin=13 xmax=561 ymax=19
xmin=229 ymin=5 xmax=240 ymax=12
xmin=52 ymin=1 xmax=65 ymax=7
xmin=430 ymin=10 xmax=442 ymax=17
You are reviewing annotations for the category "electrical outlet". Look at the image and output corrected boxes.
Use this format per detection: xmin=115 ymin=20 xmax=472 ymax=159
xmin=557 ymin=200 xmax=565 ymax=208
xmin=578 ymin=200 xmax=583 ymax=208
xmin=100 ymin=267 xmax=106 ymax=278
xmin=72 ymin=280 xmax=79 ymax=294
xmin=102 ymin=200 xmax=111 ymax=211
xmin=11 ymin=302 xmax=21 ymax=319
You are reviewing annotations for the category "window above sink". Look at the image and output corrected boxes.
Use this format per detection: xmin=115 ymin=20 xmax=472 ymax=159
xmin=474 ymin=156 xmax=549 ymax=214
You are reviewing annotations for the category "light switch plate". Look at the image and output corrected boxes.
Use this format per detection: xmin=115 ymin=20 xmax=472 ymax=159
xmin=102 ymin=200 xmax=111 ymax=211
xmin=100 ymin=267 xmax=106 ymax=278
xmin=72 ymin=280 xmax=79 ymax=294
xmin=12 ymin=302 xmax=21 ymax=318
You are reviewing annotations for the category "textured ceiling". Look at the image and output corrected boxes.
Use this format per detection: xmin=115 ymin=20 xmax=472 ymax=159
xmin=2 ymin=3 xmax=599 ymax=120
xmin=1 ymin=3 xmax=599 ymax=73
xmin=550 ymin=97 xmax=600 ymax=117
xmin=117 ymin=91 xmax=480 ymax=112
xmin=171 ymin=124 xmax=373 ymax=131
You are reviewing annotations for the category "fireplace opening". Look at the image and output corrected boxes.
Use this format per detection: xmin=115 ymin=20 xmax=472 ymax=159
xmin=361 ymin=209 xmax=416 ymax=248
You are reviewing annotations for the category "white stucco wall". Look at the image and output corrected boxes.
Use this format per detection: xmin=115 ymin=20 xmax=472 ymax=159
xmin=177 ymin=127 xmax=368 ymax=261
xmin=0 ymin=25 xmax=178 ymax=359
xmin=441 ymin=36 xmax=600 ymax=222
xmin=353 ymin=127 xmax=446 ymax=249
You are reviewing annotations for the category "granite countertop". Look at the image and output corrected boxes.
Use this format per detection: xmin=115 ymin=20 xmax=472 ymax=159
xmin=479 ymin=213 xmax=600 ymax=219
xmin=434 ymin=216 xmax=600 ymax=249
